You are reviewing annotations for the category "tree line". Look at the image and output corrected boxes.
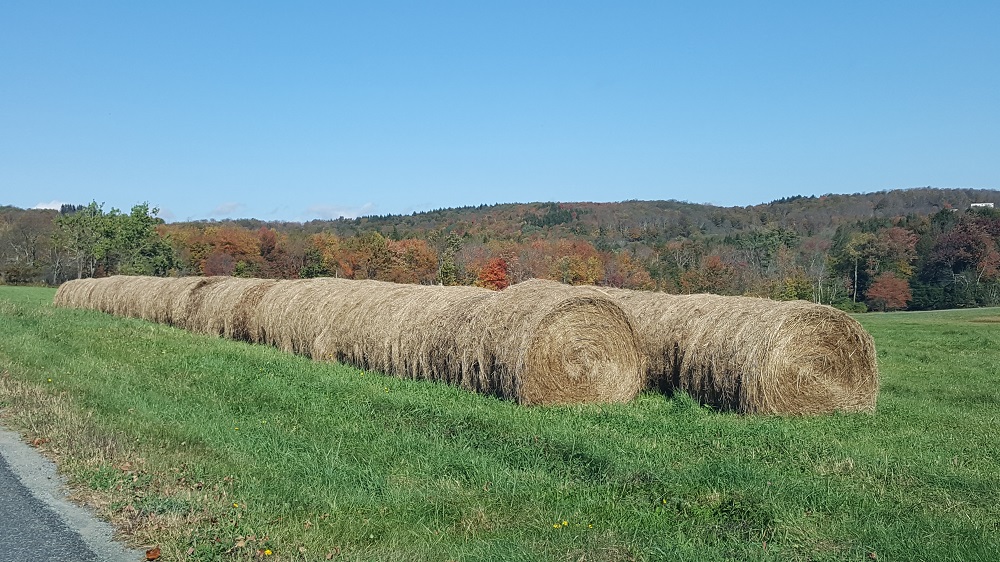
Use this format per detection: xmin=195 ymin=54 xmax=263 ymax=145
xmin=2 ymin=190 xmax=998 ymax=312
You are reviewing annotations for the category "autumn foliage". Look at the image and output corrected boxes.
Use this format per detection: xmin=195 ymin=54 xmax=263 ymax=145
xmin=5 ymin=190 xmax=1000 ymax=311
xmin=476 ymin=257 xmax=510 ymax=290
xmin=866 ymin=273 xmax=911 ymax=311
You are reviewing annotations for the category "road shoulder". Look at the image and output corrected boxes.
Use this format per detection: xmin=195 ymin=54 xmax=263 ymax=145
xmin=0 ymin=425 xmax=145 ymax=562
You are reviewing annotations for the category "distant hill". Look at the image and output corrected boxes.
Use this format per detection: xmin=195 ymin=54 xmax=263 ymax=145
xmin=212 ymin=187 xmax=1000 ymax=245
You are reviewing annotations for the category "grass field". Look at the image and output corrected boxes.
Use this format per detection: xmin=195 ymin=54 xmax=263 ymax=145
xmin=1 ymin=285 xmax=998 ymax=561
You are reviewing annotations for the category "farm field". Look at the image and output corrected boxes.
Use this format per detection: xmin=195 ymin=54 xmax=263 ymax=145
xmin=0 ymin=286 xmax=998 ymax=561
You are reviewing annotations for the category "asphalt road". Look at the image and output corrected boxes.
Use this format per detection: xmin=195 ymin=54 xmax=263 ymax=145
xmin=0 ymin=427 xmax=144 ymax=562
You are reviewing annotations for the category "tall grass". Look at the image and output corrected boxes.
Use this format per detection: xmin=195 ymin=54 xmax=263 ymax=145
xmin=1 ymin=286 xmax=998 ymax=561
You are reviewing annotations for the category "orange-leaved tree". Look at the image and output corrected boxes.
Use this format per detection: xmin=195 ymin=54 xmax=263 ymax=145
xmin=866 ymin=272 xmax=911 ymax=311
xmin=386 ymin=238 xmax=438 ymax=284
xmin=476 ymin=256 xmax=510 ymax=290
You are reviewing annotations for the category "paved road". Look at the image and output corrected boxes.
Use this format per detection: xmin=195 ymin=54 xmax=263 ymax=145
xmin=0 ymin=427 xmax=144 ymax=562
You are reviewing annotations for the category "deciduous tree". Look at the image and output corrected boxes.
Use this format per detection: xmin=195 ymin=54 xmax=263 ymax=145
xmin=476 ymin=256 xmax=510 ymax=290
xmin=866 ymin=272 xmax=911 ymax=311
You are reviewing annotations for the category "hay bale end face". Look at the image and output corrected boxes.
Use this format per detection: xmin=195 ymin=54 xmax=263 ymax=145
xmin=602 ymin=288 xmax=879 ymax=415
xmin=495 ymin=279 xmax=643 ymax=405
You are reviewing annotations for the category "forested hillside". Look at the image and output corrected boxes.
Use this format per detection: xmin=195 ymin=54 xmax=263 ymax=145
xmin=3 ymin=187 xmax=999 ymax=311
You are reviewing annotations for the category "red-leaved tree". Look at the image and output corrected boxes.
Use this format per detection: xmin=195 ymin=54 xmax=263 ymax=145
xmin=866 ymin=272 xmax=911 ymax=311
xmin=476 ymin=256 xmax=510 ymax=290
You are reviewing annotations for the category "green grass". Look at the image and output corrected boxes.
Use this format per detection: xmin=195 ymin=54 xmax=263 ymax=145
xmin=1 ymin=286 xmax=998 ymax=561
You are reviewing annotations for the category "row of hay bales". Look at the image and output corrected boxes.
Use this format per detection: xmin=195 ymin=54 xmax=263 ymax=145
xmin=53 ymin=276 xmax=644 ymax=406
xmin=53 ymin=276 xmax=878 ymax=413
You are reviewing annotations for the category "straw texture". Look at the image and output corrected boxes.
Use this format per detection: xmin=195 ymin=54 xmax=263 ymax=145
xmin=601 ymin=287 xmax=879 ymax=414
xmin=53 ymin=276 xmax=644 ymax=406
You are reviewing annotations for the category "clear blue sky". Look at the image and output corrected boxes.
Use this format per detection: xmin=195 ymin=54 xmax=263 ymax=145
xmin=2 ymin=1 xmax=997 ymax=222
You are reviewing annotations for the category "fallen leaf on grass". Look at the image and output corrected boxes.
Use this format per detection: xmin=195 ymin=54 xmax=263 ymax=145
xmin=145 ymin=546 xmax=161 ymax=560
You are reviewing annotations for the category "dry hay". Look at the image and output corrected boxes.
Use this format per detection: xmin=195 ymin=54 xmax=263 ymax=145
xmin=183 ymin=277 xmax=278 ymax=337
xmin=255 ymin=277 xmax=643 ymax=405
xmin=55 ymin=275 xmax=189 ymax=323
xmin=600 ymin=287 xmax=879 ymax=415
xmin=131 ymin=276 xmax=185 ymax=324
xmin=481 ymin=279 xmax=643 ymax=404
xmin=55 ymin=276 xmax=212 ymax=327
xmin=55 ymin=276 xmax=132 ymax=316
xmin=52 ymin=275 xmax=644 ymax=406
xmin=248 ymin=278 xmax=360 ymax=355
xmin=53 ymin=277 xmax=97 ymax=309
xmin=229 ymin=279 xmax=281 ymax=341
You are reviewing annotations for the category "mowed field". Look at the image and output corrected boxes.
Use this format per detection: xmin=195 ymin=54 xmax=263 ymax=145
xmin=0 ymin=286 xmax=997 ymax=561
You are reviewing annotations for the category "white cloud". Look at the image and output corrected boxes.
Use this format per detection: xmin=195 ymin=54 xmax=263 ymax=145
xmin=401 ymin=202 xmax=433 ymax=215
xmin=155 ymin=207 xmax=176 ymax=222
xmin=32 ymin=200 xmax=67 ymax=210
xmin=209 ymin=202 xmax=247 ymax=217
xmin=305 ymin=202 xmax=376 ymax=220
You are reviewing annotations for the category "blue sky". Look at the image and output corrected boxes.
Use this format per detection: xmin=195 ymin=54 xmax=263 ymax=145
xmin=2 ymin=1 xmax=997 ymax=222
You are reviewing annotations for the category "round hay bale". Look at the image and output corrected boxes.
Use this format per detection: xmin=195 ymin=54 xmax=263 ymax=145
xmin=55 ymin=276 xmax=177 ymax=322
xmin=602 ymin=288 xmax=879 ymax=415
xmin=107 ymin=275 xmax=154 ymax=319
xmin=487 ymin=279 xmax=644 ymax=405
xmin=157 ymin=276 xmax=221 ymax=329
xmin=312 ymin=279 xmax=492 ymax=380
xmin=184 ymin=277 xmax=277 ymax=337
xmin=53 ymin=278 xmax=99 ymax=309
xmin=230 ymin=279 xmax=280 ymax=342
xmin=132 ymin=276 xmax=182 ymax=324
xmin=251 ymin=278 xmax=347 ymax=355
xmin=172 ymin=276 xmax=229 ymax=332
xmin=88 ymin=275 xmax=131 ymax=316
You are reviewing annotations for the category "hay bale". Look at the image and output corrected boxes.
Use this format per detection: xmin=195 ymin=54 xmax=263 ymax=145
xmin=132 ymin=276 xmax=182 ymax=324
xmin=183 ymin=277 xmax=277 ymax=337
xmin=87 ymin=275 xmax=131 ymax=316
xmin=601 ymin=287 xmax=879 ymax=414
xmin=53 ymin=278 xmax=98 ymax=309
xmin=310 ymin=279 xmax=494 ymax=384
xmin=230 ymin=279 xmax=280 ymax=341
xmin=161 ymin=276 xmax=221 ymax=329
xmin=56 ymin=276 xmax=173 ymax=323
xmin=482 ymin=279 xmax=643 ymax=404
xmin=106 ymin=275 xmax=152 ymax=319
xmin=250 ymin=278 xmax=348 ymax=355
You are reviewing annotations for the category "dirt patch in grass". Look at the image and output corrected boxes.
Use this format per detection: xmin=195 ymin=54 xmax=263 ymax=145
xmin=969 ymin=316 xmax=1000 ymax=323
